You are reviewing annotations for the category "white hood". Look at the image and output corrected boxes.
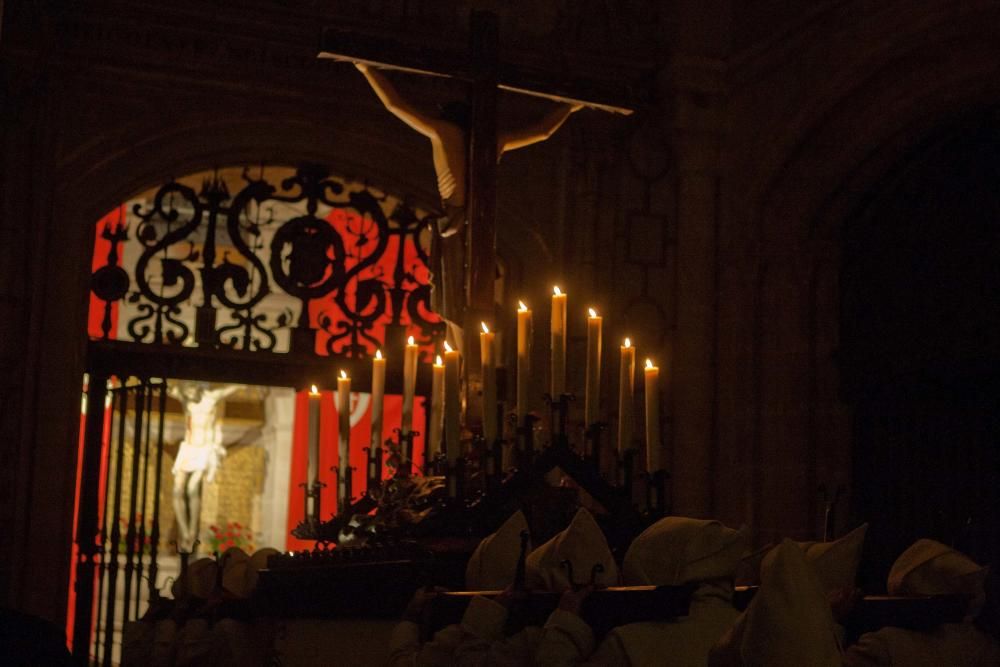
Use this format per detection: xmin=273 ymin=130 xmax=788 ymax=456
xmin=623 ymin=516 xmax=747 ymax=586
xmin=888 ymin=539 xmax=988 ymax=617
xmin=797 ymin=523 xmax=868 ymax=593
xmin=526 ymin=508 xmax=618 ymax=592
xmin=465 ymin=510 xmax=531 ymax=590
xmin=739 ymin=540 xmax=841 ymax=666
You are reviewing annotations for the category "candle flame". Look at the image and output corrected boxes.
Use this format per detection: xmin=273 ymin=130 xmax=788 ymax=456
xmin=340 ymin=370 xmax=347 ymax=379
xmin=375 ymin=349 xmax=382 ymax=360
xmin=481 ymin=321 xmax=490 ymax=334
xmin=436 ymin=355 xmax=443 ymax=366
xmin=518 ymin=300 xmax=528 ymax=311
xmin=624 ymin=337 xmax=631 ymax=348
xmin=407 ymin=335 xmax=415 ymax=345
xmin=310 ymin=384 xmax=319 ymax=394
xmin=553 ymin=285 xmax=562 ymax=296
xmin=646 ymin=359 xmax=655 ymax=369
xmin=444 ymin=341 xmax=453 ymax=353
xmin=588 ymin=307 xmax=598 ymax=318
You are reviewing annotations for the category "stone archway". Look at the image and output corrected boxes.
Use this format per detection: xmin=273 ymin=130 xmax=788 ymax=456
xmin=840 ymin=110 xmax=1000 ymax=588
xmin=11 ymin=83 xmax=561 ymax=622
xmin=17 ymin=115 xmax=443 ymax=619
xmin=716 ymin=0 xmax=1000 ymax=544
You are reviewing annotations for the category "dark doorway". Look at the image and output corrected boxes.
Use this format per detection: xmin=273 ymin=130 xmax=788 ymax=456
xmin=841 ymin=109 xmax=1000 ymax=591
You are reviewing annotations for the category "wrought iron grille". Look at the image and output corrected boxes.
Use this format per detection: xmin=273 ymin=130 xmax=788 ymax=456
xmin=89 ymin=164 xmax=445 ymax=356
xmin=72 ymin=377 xmax=169 ymax=666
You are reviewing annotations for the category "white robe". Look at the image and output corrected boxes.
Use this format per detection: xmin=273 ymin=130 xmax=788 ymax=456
xmin=845 ymin=622 xmax=1000 ymax=667
xmin=536 ymin=582 xmax=740 ymax=667
xmin=535 ymin=516 xmax=748 ymax=666
xmin=388 ymin=595 xmax=542 ymax=666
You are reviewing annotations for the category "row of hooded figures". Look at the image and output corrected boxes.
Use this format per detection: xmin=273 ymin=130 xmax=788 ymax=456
xmin=130 ymin=508 xmax=998 ymax=666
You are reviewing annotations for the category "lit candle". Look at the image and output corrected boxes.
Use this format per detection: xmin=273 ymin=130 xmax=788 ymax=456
xmin=371 ymin=350 xmax=386 ymax=452
xmin=307 ymin=384 xmax=321 ymax=487
xmin=337 ymin=370 xmax=352 ymax=506
xmin=480 ymin=322 xmax=497 ymax=443
xmin=644 ymin=359 xmax=661 ymax=472
xmin=617 ymin=338 xmax=635 ymax=455
xmin=551 ymin=286 xmax=567 ymax=396
xmin=429 ymin=355 xmax=444 ymax=459
xmin=402 ymin=335 xmax=418 ymax=436
xmin=585 ymin=308 xmax=602 ymax=427
xmin=516 ymin=300 xmax=531 ymax=422
xmin=443 ymin=341 xmax=461 ymax=465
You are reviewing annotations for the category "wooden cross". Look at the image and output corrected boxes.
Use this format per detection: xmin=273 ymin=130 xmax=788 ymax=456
xmin=319 ymin=11 xmax=639 ymax=434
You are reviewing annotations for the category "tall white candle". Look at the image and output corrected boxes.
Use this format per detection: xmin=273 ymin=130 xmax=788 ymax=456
xmin=429 ymin=355 xmax=444 ymax=459
xmin=371 ymin=349 xmax=386 ymax=451
xmin=585 ymin=308 xmax=602 ymax=427
xmin=617 ymin=338 xmax=635 ymax=455
xmin=402 ymin=335 xmax=418 ymax=436
xmin=443 ymin=341 xmax=461 ymax=465
xmin=550 ymin=286 xmax=567 ymax=396
xmin=307 ymin=384 xmax=321 ymax=486
xmin=480 ymin=322 xmax=497 ymax=443
xmin=516 ymin=301 xmax=532 ymax=422
xmin=337 ymin=370 xmax=352 ymax=506
xmin=644 ymin=359 xmax=661 ymax=472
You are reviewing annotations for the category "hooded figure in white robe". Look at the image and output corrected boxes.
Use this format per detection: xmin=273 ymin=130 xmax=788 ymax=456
xmin=709 ymin=539 xmax=842 ymax=666
xmin=536 ymin=516 xmax=745 ymax=666
xmin=526 ymin=507 xmax=619 ymax=595
xmin=388 ymin=509 xmax=543 ymax=666
xmin=844 ymin=539 xmax=999 ymax=666
xmin=797 ymin=524 xmax=868 ymax=596
xmin=736 ymin=523 xmax=868 ymax=596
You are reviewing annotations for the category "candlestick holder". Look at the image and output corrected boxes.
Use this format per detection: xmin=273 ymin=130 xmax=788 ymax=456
xmin=506 ymin=412 xmax=539 ymax=473
xmin=335 ymin=466 xmax=354 ymax=517
xmin=390 ymin=428 xmax=419 ymax=478
xmin=644 ymin=469 xmax=668 ymax=518
xmin=584 ymin=422 xmax=608 ymax=474
xmin=517 ymin=412 xmax=540 ymax=469
xmin=364 ymin=446 xmax=383 ymax=495
xmin=490 ymin=437 xmax=506 ymax=488
xmin=300 ymin=480 xmax=327 ymax=528
xmin=429 ymin=451 xmax=448 ymax=477
xmin=290 ymin=498 xmax=332 ymax=540
xmin=299 ymin=482 xmax=313 ymax=527
xmin=447 ymin=456 xmax=466 ymax=499
xmin=544 ymin=393 xmax=575 ymax=446
xmin=617 ymin=447 xmax=637 ymax=500
xmin=470 ymin=434 xmax=491 ymax=492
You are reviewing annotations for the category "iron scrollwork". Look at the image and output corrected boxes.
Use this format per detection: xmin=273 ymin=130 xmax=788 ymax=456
xmin=90 ymin=212 xmax=131 ymax=340
xmin=90 ymin=164 xmax=444 ymax=355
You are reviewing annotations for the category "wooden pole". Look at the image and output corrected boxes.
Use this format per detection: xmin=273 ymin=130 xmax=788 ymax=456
xmin=463 ymin=11 xmax=499 ymax=436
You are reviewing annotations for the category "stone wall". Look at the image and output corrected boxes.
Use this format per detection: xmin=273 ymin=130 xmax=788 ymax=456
xmin=203 ymin=444 xmax=267 ymax=552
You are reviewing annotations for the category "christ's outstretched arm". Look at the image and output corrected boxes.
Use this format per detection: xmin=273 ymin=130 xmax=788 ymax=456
xmin=499 ymin=103 xmax=582 ymax=154
xmin=355 ymin=63 xmax=445 ymax=140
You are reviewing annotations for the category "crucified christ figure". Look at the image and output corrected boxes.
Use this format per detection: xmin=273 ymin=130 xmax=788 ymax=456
xmin=168 ymin=382 xmax=241 ymax=552
xmin=356 ymin=63 xmax=581 ymax=326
